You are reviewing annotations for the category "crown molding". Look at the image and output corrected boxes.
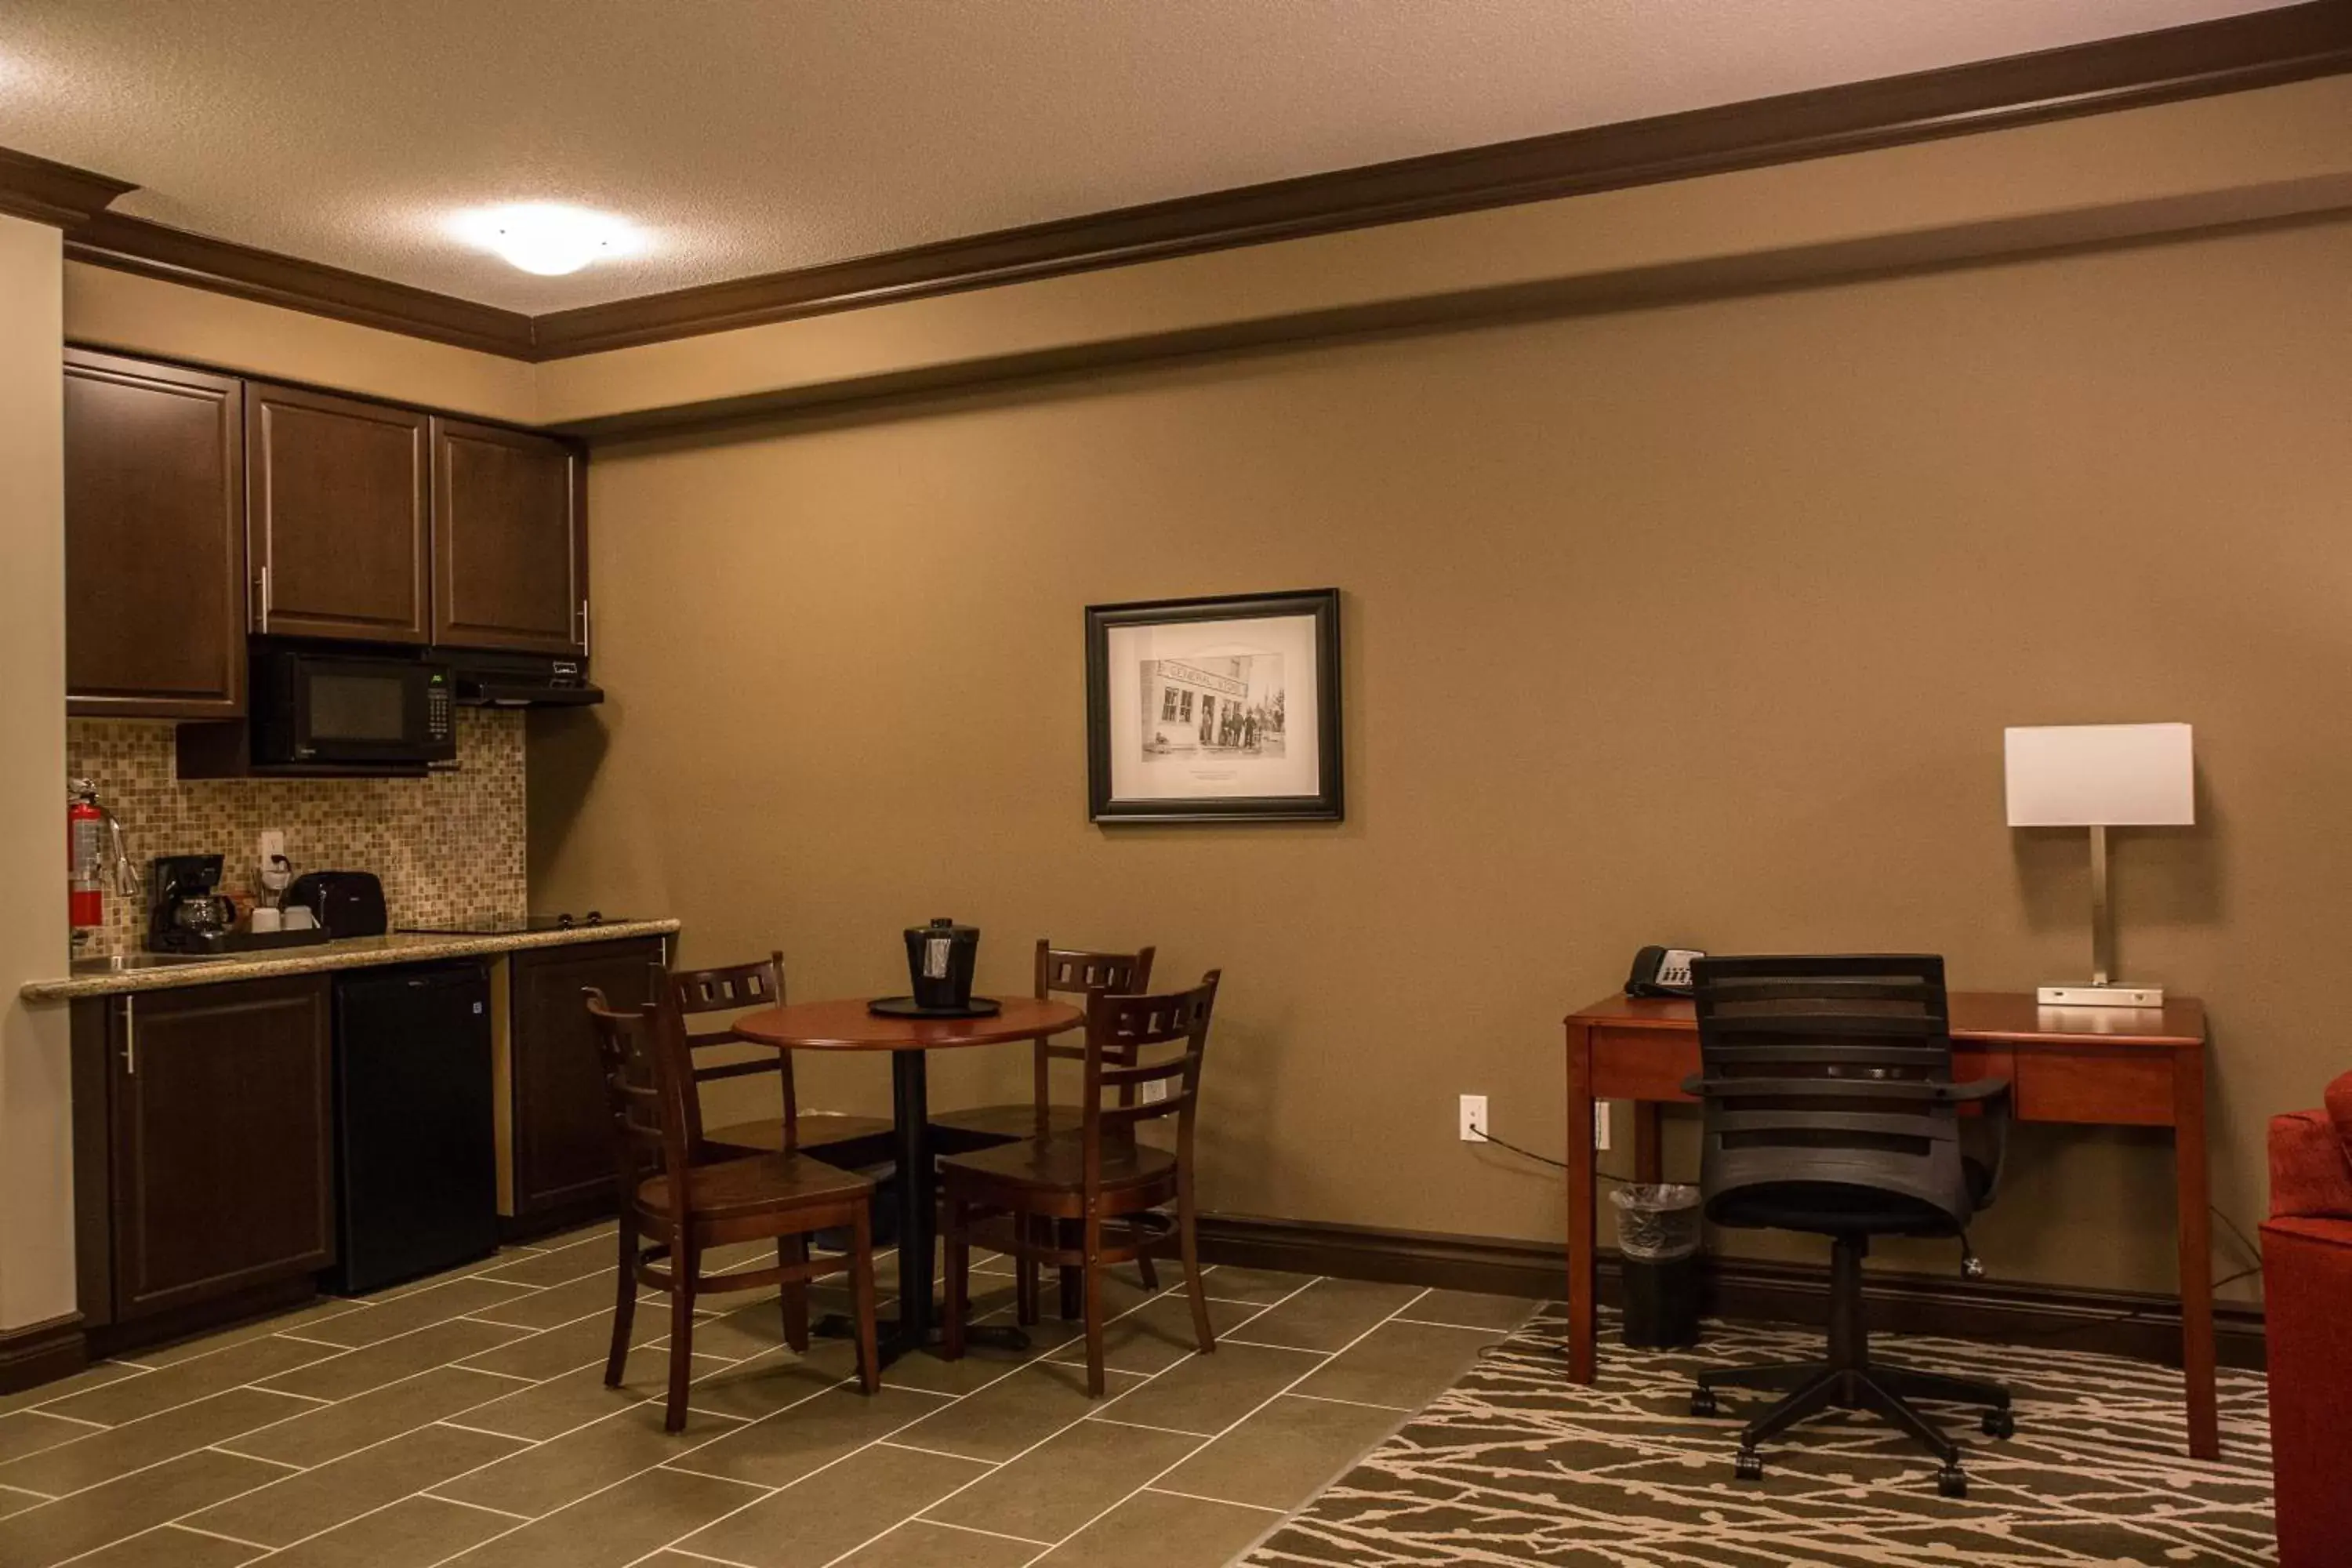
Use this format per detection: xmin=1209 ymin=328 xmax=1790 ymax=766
xmin=525 ymin=2 xmax=2352 ymax=359
xmin=0 ymin=146 xmax=135 ymax=228
xmin=64 ymin=212 xmax=535 ymax=357
xmin=34 ymin=1 xmax=2352 ymax=365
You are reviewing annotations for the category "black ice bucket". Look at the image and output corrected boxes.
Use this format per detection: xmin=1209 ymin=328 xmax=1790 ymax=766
xmin=905 ymin=918 xmax=979 ymax=1011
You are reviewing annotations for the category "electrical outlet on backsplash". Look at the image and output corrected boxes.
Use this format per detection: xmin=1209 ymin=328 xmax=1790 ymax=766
xmin=65 ymin=711 xmax=528 ymax=955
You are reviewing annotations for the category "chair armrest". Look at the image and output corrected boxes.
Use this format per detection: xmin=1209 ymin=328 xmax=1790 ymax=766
xmin=1935 ymin=1077 xmax=2012 ymax=1103
xmin=1679 ymin=1072 xmax=1704 ymax=1097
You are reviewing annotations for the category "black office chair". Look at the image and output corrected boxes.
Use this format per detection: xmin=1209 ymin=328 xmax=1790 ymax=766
xmin=1683 ymin=954 xmax=2014 ymax=1498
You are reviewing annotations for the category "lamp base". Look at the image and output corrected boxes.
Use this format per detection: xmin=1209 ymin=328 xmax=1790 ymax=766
xmin=2037 ymin=982 xmax=2165 ymax=1009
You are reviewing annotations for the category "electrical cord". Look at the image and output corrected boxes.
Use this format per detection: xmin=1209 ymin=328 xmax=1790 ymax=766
xmin=1473 ymin=1128 xmax=1642 ymax=1184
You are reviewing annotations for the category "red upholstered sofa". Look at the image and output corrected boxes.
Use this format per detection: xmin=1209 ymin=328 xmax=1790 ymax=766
xmin=2264 ymin=1071 xmax=2352 ymax=1568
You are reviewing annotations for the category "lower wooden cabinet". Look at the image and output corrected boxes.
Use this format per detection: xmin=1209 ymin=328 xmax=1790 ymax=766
xmin=75 ymin=976 xmax=336 ymax=1325
xmin=508 ymin=937 xmax=666 ymax=1223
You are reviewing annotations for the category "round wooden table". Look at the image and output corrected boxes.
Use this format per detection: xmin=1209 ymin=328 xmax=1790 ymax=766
xmin=731 ymin=996 xmax=1082 ymax=1357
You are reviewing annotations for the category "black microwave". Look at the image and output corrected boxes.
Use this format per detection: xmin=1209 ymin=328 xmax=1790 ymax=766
xmin=251 ymin=648 xmax=457 ymax=767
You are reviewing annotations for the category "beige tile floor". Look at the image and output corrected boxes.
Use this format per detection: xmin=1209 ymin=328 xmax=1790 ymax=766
xmin=0 ymin=1226 xmax=1536 ymax=1568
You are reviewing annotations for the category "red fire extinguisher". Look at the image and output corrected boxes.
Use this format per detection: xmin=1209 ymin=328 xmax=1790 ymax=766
xmin=68 ymin=779 xmax=129 ymax=937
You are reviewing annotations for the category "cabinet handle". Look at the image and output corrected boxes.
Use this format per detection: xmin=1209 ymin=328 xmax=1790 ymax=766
xmin=580 ymin=598 xmax=590 ymax=659
xmin=258 ymin=564 xmax=272 ymax=632
xmin=121 ymin=995 xmax=136 ymax=1076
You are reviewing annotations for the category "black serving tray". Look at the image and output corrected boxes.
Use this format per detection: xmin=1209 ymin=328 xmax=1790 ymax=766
xmin=867 ymin=996 xmax=1003 ymax=1020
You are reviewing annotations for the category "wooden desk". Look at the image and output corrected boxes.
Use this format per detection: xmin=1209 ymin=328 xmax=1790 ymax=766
xmin=1563 ymin=991 xmax=2216 ymax=1459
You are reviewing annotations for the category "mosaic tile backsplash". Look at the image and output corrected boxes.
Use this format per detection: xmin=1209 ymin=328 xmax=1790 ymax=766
xmin=67 ymin=711 xmax=527 ymax=956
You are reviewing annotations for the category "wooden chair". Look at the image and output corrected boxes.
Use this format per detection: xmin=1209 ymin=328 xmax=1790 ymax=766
xmin=585 ymin=982 xmax=880 ymax=1432
xmin=670 ymin=952 xmax=896 ymax=1163
xmin=934 ymin=942 xmax=1159 ymax=1300
xmin=940 ymin=972 xmax=1221 ymax=1396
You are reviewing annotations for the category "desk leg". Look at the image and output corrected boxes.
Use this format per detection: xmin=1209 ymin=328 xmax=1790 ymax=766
xmin=2173 ymin=1049 xmax=2220 ymax=1461
xmin=891 ymin=1051 xmax=935 ymax=1356
xmin=1565 ymin=1018 xmax=1597 ymax=1383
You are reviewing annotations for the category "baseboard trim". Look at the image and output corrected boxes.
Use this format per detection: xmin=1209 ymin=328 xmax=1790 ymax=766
xmin=0 ymin=1314 xmax=89 ymax=1395
xmin=1196 ymin=1213 xmax=2264 ymax=1370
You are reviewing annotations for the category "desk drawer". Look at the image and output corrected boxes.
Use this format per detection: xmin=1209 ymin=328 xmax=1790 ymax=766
xmin=2013 ymin=1048 xmax=2175 ymax=1127
xmin=1589 ymin=1029 xmax=1699 ymax=1101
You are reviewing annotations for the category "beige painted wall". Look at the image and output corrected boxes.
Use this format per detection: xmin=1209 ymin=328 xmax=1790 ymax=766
xmin=0 ymin=217 xmax=74 ymax=1334
xmin=62 ymin=262 xmax=536 ymax=423
xmin=535 ymin=211 xmax=2352 ymax=1304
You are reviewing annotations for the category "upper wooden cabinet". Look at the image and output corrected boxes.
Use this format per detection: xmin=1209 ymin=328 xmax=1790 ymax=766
xmin=247 ymin=381 xmax=432 ymax=644
xmin=64 ymin=350 xmax=247 ymax=718
xmin=431 ymin=418 xmax=586 ymax=655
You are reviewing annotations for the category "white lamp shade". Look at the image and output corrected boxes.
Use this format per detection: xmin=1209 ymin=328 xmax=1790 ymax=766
xmin=2004 ymin=724 xmax=2194 ymax=827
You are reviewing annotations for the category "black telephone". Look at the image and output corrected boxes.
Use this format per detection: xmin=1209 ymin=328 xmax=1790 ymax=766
xmin=1625 ymin=946 xmax=1704 ymax=998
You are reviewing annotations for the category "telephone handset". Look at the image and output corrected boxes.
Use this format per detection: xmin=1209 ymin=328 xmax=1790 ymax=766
xmin=1625 ymin=946 xmax=1704 ymax=998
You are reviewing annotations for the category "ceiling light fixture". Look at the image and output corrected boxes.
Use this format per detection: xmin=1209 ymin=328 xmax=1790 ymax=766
xmin=447 ymin=202 xmax=641 ymax=276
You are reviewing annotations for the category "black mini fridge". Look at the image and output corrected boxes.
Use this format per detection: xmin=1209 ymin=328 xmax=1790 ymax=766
xmin=328 ymin=962 xmax=499 ymax=1294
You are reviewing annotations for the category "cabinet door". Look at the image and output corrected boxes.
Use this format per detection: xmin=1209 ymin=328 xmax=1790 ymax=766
xmin=248 ymin=382 xmax=431 ymax=644
xmin=432 ymin=418 xmax=586 ymax=655
xmin=111 ymin=977 xmax=335 ymax=1319
xmin=65 ymin=351 xmax=247 ymax=717
xmin=510 ymin=938 xmax=665 ymax=1220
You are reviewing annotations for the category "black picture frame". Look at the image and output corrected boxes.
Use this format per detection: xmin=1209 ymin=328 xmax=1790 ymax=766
xmin=1085 ymin=588 xmax=1343 ymax=824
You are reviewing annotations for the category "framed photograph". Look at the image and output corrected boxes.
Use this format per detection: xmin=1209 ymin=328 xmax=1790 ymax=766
xmin=1086 ymin=588 xmax=1343 ymax=823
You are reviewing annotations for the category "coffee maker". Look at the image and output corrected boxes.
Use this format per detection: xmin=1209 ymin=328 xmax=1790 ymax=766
xmin=148 ymin=855 xmax=238 ymax=953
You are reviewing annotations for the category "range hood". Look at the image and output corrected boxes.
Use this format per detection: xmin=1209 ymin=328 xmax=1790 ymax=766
xmin=440 ymin=648 xmax=604 ymax=707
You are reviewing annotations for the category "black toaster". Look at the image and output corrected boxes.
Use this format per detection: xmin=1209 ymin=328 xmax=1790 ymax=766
xmin=284 ymin=870 xmax=388 ymax=938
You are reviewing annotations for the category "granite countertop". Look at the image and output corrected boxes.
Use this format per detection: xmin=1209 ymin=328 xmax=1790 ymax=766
xmin=20 ymin=920 xmax=683 ymax=1003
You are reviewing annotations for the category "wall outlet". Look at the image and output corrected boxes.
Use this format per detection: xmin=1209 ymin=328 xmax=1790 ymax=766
xmin=257 ymin=829 xmax=286 ymax=865
xmin=1594 ymin=1100 xmax=1613 ymax=1152
xmin=1458 ymin=1094 xmax=1489 ymax=1143
xmin=1139 ymin=1079 xmax=1169 ymax=1105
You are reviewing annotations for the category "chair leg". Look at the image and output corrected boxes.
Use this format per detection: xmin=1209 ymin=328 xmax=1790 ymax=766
xmin=1740 ymin=1367 xmax=1842 ymax=1451
xmin=942 ymin=1189 xmax=970 ymax=1363
xmin=1178 ymin=1189 xmax=1214 ymax=1356
xmin=1014 ymin=1214 xmax=1040 ymax=1327
xmin=1874 ymin=1363 xmax=2009 ymax=1411
xmin=1082 ymin=1214 xmax=1106 ymax=1399
xmin=779 ymin=1233 xmax=810 ymax=1353
xmin=1851 ymin=1371 xmax=1960 ymax=1465
xmin=664 ymin=1234 xmax=697 ymax=1434
xmin=850 ymin=1208 xmax=880 ymax=1396
xmin=1138 ymin=1250 xmax=1160 ymax=1290
xmin=605 ymin=1222 xmax=637 ymax=1388
xmin=1058 ymin=1217 xmax=1083 ymax=1320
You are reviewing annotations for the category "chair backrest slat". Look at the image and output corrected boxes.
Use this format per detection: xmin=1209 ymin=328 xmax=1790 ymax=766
xmin=667 ymin=950 xmax=795 ymax=1147
xmin=585 ymin=972 xmax=703 ymax=1224
xmin=1693 ymin=953 xmax=1971 ymax=1225
xmin=1079 ymin=972 xmax=1220 ymax=1191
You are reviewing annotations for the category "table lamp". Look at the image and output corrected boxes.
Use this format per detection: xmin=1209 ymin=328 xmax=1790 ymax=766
xmin=2004 ymin=722 xmax=2192 ymax=1007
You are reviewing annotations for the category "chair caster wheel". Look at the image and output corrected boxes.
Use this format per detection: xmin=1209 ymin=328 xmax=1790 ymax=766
xmin=1937 ymin=1464 xmax=1969 ymax=1499
xmin=1690 ymin=1388 xmax=1718 ymax=1417
xmin=1733 ymin=1449 xmax=1763 ymax=1482
xmin=1981 ymin=1408 xmax=2016 ymax=1439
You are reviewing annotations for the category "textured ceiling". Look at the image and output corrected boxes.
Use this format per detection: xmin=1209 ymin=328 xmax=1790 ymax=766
xmin=0 ymin=0 xmax=2294 ymax=312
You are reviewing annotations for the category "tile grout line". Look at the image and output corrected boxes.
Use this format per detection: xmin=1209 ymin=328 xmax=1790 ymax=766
xmin=916 ymin=1515 xmax=1057 ymax=1548
xmin=1147 ymin=1483 xmax=1288 ymax=1515
xmin=1011 ymin=1285 xmax=1439 ymax=1566
xmin=629 ymin=1268 xmax=1317 ymax=1568
xmin=421 ymin=1491 xmax=536 ymax=1522
xmin=1280 ymin=1389 xmax=1413 ymax=1414
xmin=793 ymin=1272 xmax=1328 ymax=1568
xmin=19 ymin=1230 xmax=642 ymax=1564
xmin=169 ymin=1520 xmax=277 ymax=1551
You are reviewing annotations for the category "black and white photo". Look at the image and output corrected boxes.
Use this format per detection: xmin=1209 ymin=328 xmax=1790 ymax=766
xmin=1085 ymin=589 xmax=1342 ymax=822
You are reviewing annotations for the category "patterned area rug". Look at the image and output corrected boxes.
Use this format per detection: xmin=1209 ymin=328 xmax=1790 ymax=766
xmin=1244 ymin=1308 xmax=2274 ymax=1566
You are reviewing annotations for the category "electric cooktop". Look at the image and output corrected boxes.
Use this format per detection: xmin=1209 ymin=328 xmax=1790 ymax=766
xmin=396 ymin=911 xmax=630 ymax=936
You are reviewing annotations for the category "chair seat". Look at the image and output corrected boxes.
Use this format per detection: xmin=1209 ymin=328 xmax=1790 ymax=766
xmin=931 ymin=1102 xmax=1083 ymax=1141
xmin=1708 ymin=1160 xmax=1993 ymax=1237
xmin=940 ymin=1131 xmax=1174 ymax=1193
xmin=640 ymin=1152 xmax=870 ymax=1221
xmin=706 ymin=1112 xmax=895 ymax=1156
